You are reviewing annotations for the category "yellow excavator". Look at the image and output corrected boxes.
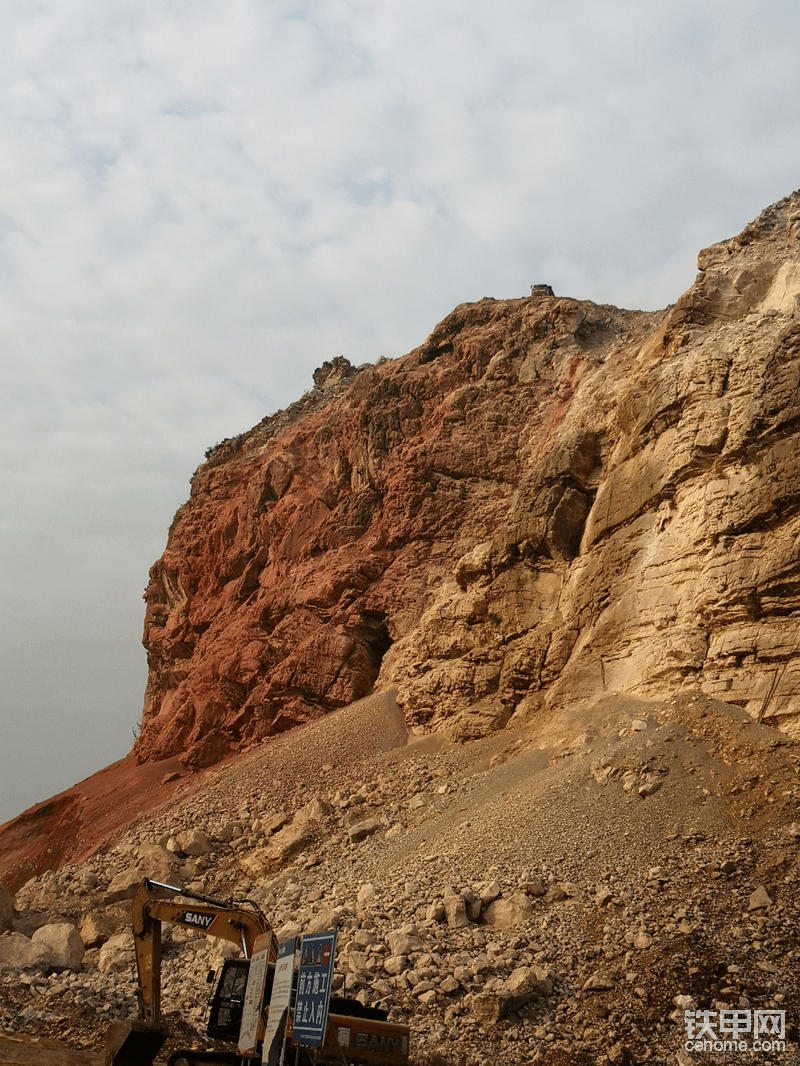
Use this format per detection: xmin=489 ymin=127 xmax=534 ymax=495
xmin=105 ymin=879 xmax=410 ymax=1066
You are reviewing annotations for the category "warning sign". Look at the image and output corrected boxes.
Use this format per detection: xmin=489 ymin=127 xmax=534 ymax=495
xmin=237 ymin=932 xmax=272 ymax=1057
xmin=263 ymin=937 xmax=296 ymax=1066
xmin=292 ymin=930 xmax=338 ymax=1048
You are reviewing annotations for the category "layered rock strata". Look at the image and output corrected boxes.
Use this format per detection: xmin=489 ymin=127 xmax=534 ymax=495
xmin=137 ymin=192 xmax=800 ymax=768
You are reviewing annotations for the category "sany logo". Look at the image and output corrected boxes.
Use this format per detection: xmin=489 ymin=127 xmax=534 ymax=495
xmin=354 ymin=1034 xmax=402 ymax=1055
xmin=178 ymin=911 xmax=216 ymax=931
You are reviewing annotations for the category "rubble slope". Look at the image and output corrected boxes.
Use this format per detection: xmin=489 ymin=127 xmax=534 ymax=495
xmin=2 ymin=690 xmax=800 ymax=1065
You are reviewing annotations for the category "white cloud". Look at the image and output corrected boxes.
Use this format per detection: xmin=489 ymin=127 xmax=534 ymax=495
xmin=2 ymin=0 xmax=800 ymax=822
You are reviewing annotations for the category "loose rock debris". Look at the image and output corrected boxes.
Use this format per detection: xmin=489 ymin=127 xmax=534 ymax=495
xmin=2 ymin=691 xmax=800 ymax=1064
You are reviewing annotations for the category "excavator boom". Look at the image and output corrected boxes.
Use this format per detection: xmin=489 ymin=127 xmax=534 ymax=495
xmin=106 ymin=879 xmax=273 ymax=1066
xmin=106 ymin=878 xmax=410 ymax=1066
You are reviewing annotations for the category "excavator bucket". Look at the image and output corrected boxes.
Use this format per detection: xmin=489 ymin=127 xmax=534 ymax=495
xmin=104 ymin=1019 xmax=168 ymax=1066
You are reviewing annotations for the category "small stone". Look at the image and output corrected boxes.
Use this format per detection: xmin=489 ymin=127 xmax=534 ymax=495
xmin=348 ymin=818 xmax=383 ymax=844
xmin=542 ymin=885 xmax=568 ymax=904
xmin=748 ymin=886 xmax=773 ymax=912
xmin=583 ymin=972 xmax=616 ymax=992
xmin=595 ymin=888 xmax=614 ymax=908
xmin=357 ymin=883 xmax=375 ymax=904
xmin=444 ymin=896 xmax=469 ymax=929
xmin=383 ymin=955 xmax=407 ymax=976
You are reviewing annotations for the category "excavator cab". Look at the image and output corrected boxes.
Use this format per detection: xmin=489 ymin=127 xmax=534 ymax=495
xmin=206 ymin=958 xmax=276 ymax=1041
xmin=206 ymin=959 xmax=249 ymax=1040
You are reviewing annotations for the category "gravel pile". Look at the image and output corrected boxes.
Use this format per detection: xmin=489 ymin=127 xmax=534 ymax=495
xmin=2 ymin=689 xmax=800 ymax=1065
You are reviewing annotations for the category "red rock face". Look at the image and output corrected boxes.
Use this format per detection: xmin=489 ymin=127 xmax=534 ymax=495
xmin=134 ymin=298 xmax=638 ymax=768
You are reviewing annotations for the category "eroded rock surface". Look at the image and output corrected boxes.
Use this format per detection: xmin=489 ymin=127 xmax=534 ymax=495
xmin=135 ymin=191 xmax=800 ymax=769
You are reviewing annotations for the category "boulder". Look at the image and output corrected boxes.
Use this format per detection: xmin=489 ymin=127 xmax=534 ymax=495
xmin=346 ymin=951 xmax=368 ymax=976
xmin=296 ymin=797 xmax=333 ymax=823
xmin=444 ymin=895 xmax=469 ymax=929
xmin=136 ymin=843 xmax=180 ymax=880
xmin=267 ymin=822 xmax=314 ymax=862
xmin=356 ymin=883 xmax=375 ymax=905
xmin=264 ymin=812 xmax=291 ymax=835
xmin=504 ymin=965 xmax=555 ymax=998
xmin=98 ymin=931 xmax=135 ymax=974
xmin=31 ymin=922 xmax=84 ymax=971
xmin=471 ymin=991 xmax=512 ymax=1025
xmin=583 ymin=971 xmax=617 ymax=992
xmin=306 ymin=908 xmax=338 ymax=935
xmin=387 ymin=930 xmax=424 ymax=956
xmin=0 ymin=932 xmax=51 ymax=972
xmin=348 ymin=818 xmax=383 ymax=844
xmin=426 ymin=901 xmax=446 ymax=923
xmin=276 ymin=921 xmax=302 ymax=943
xmin=476 ymin=880 xmax=502 ymax=904
xmin=175 ymin=829 xmax=213 ymax=857
xmin=80 ymin=911 xmax=118 ymax=949
xmin=748 ymin=885 xmax=773 ymax=911
xmin=238 ymin=848 xmax=271 ymax=880
xmin=484 ymin=891 xmax=534 ymax=928
xmin=542 ymin=885 xmax=568 ymax=905
xmin=104 ymin=866 xmax=146 ymax=905
xmin=383 ymin=955 xmax=407 ymax=976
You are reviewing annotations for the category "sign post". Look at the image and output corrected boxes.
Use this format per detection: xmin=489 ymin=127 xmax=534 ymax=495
xmin=237 ymin=932 xmax=273 ymax=1058
xmin=263 ymin=937 xmax=297 ymax=1066
xmin=293 ymin=930 xmax=338 ymax=1049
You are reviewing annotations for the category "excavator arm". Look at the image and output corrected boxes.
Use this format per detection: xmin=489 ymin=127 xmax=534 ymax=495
xmin=106 ymin=879 xmax=275 ymax=1066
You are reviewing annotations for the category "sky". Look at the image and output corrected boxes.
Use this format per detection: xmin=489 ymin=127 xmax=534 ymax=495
xmin=1 ymin=0 xmax=800 ymax=827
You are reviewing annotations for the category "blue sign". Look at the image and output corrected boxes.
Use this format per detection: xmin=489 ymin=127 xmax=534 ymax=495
xmin=292 ymin=930 xmax=338 ymax=1048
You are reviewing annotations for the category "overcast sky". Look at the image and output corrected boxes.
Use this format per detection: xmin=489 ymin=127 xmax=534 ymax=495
xmin=1 ymin=0 xmax=799 ymax=827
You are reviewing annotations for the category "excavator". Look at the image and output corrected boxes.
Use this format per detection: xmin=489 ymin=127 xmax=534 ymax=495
xmin=105 ymin=879 xmax=410 ymax=1066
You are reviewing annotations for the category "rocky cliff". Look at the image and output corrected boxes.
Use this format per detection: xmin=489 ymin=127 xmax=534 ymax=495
xmin=136 ymin=191 xmax=800 ymax=772
xmin=3 ymin=193 xmax=800 ymax=1066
